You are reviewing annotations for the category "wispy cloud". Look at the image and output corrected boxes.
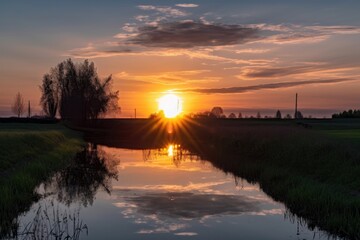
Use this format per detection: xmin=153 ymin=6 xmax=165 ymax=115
xmin=138 ymin=5 xmax=188 ymax=17
xmin=238 ymin=65 xmax=359 ymax=79
xmin=175 ymin=3 xmax=199 ymax=8
xmin=183 ymin=78 xmax=355 ymax=94
xmin=235 ymin=48 xmax=272 ymax=54
xmin=115 ymin=69 xmax=220 ymax=85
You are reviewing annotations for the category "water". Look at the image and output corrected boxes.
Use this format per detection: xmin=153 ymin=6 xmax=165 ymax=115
xmin=14 ymin=144 xmax=336 ymax=239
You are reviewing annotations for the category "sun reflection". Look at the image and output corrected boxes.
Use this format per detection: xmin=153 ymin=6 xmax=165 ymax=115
xmin=168 ymin=144 xmax=174 ymax=157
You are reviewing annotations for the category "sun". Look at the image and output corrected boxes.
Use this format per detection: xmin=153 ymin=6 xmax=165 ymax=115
xmin=157 ymin=93 xmax=182 ymax=118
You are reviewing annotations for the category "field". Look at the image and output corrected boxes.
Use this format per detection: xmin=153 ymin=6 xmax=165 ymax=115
xmin=0 ymin=123 xmax=84 ymax=237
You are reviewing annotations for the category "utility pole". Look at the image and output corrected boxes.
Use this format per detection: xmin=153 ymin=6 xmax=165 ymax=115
xmin=28 ymin=101 xmax=31 ymax=118
xmin=134 ymin=108 xmax=136 ymax=119
xmin=294 ymin=93 xmax=298 ymax=119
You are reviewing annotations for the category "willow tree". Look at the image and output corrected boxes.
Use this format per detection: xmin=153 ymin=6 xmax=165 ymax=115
xmin=40 ymin=59 xmax=119 ymax=121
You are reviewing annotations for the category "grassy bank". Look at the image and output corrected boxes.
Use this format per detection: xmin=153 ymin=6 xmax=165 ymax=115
xmin=191 ymin=121 xmax=360 ymax=239
xmin=0 ymin=123 xmax=84 ymax=237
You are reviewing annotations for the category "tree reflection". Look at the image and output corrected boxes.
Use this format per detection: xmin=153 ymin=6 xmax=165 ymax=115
xmin=43 ymin=143 xmax=119 ymax=206
xmin=0 ymin=144 xmax=118 ymax=238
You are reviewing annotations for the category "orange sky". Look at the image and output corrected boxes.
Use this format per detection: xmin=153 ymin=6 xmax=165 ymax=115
xmin=1 ymin=1 xmax=360 ymax=117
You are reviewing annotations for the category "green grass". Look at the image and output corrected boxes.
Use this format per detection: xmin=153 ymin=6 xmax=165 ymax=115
xmin=0 ymin=123 xmax=84 ymax=237
xmin=181 ymin=121 xmax=360 ymax=239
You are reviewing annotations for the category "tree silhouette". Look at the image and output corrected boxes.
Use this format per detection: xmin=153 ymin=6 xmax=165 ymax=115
xmin=256 ymin=112 xmax=261 ymax=119
xmin=210 ymin=107 xmax=223 ymax=118
xmin=12 ymin=92 xmax=24 ymax=118
xmin=40 ymin=59 xmax=119 ymax=121
xmin=40 ymin=73 xmax=58 ymax=118
xmin=238 ymin=112 xmax=242 ymax=118
xmin=295 ymin=111 xmax=303 ymax=119
xmin=332 ymin=109 xmax=360 ymax=118
xmin=228 ymin=113 xmax=236 ymax=118
xmin=275 ymin=110 xmax=282 ymax=119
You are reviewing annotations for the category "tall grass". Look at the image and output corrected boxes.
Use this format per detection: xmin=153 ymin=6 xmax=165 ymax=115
xmin=0 ymin=123 xmax=84 ymax=238
xmin=191 ymin=124 xmax=360 ymax=239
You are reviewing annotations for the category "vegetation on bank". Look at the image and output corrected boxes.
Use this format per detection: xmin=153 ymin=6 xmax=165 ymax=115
xmin=332 ymin=109 xmax=360 ymax=118
xmin=0 ymin=123 xmax=84 ymax=237
xmin=186 ymin=120 xmax=360 ymax=239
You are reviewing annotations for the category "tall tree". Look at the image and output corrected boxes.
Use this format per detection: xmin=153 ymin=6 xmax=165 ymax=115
xmin=256 ymin=112 xmax=261 ymax=119
xmin=40 ymin=59 xmax=119 ymax=121
xmin=12 ymin=92 xmax=24 ymax=118
xmin=275 ymin=110 xmax=282 ymax=119
xmin=40 ymin=73 xmax=58 ymax=118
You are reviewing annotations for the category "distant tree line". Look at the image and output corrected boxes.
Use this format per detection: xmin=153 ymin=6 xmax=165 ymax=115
xmin=40 ymin=59 xmax=119 ymax=121
xmin=332 ymin=109 xmax=360 ymax=118
xmin=188 ymin=107 xmax=303 ymax=119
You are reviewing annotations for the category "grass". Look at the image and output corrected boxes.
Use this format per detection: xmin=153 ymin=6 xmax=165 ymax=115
xmin=185 ymin=120 xmax=360 ymax=239
xmin=0 ymin=123 xmax=84 ymax=238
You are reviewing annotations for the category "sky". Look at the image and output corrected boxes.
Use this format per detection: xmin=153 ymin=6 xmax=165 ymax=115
xmin=1 ymin=0 xmax=360 ymax=117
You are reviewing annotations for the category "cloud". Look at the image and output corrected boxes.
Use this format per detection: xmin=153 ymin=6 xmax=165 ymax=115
xmin=235 ymin=48 xmax=272 ymax=54
xmin=128 ymin=21 xmax=259 ymax=48
xmin=119 ymin=192 xmax=260 ymax=219
xmin=115 ymin=69 xmax=220 ymax=85
xmin=252 ymin=24 xmax=360 ymax=45
xmin=238 ymin=65 xmax=359 ymax=79
xmin=175 ymin=3 xmax=199 ymax=8
xmin=183 ymin=78 xmax=355 ymax=94
xmin=240 ymin=66 xmax=321 ymax=78
xmin=138 ymin=5 xmax=188 ymax=17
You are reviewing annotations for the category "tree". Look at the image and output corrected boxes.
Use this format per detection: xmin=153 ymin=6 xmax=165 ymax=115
xmin=12 ymin=92 xmax=24 ymax=118
xmin=275 ymin=110 xmax=282 ymax=119
xmin=210 ymin=107 xmax=223 ymax=118
xmin=256 ymin=112 xmax=261 ymax=119
xmin=332 ymin=109 xmax=360 ymax=118
xmin=228 ymin=113 xmax=236 ymax=118
xmin=40 ymin=59 xmax=119 ymax=121
xmin=40 ymin=73 xmax=58 ymax=118
xmin=238 ymin=112 xmax=242 ymax=118
xmin=285 ymin=114 xmax=292 ymax=119
xmin=295 ymin=111 xmax=303 ymax=119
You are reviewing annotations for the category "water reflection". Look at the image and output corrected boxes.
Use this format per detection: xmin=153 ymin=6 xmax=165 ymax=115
xmin=2 ymin=144 xmax=118 ymax=239
xmin=5 ymin=142 xmax=344 ymax=239
xmin=41 ymin=144 xmax=119 ymax=207
xmin=18 ymin=201 xmax=87 ymax=240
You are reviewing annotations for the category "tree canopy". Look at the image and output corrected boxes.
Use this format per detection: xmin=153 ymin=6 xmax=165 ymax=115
xmin=40 ymin=59 xmax=119 ymax=121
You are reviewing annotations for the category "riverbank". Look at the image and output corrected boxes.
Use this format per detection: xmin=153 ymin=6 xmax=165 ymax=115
xmin=0 ymin=123 xmax=84 ymax=237
xmin=192 ymin=121 xmax=360 ymax=239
